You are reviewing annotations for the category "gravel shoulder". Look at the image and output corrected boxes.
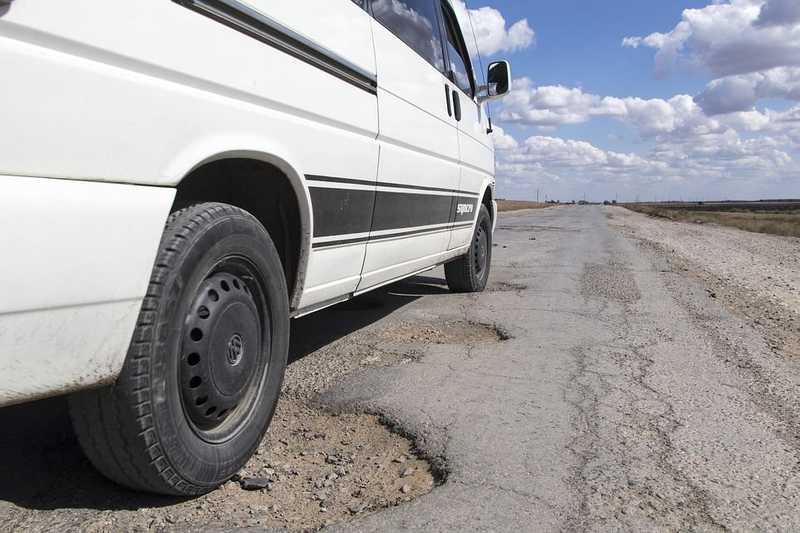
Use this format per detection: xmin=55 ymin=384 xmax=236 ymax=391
xmin=608 ymin=206 xmax=800 ymax=356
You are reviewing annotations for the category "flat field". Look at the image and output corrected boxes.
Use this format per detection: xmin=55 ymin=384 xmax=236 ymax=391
xmin=496 ymin=199 xmax=551 ymax=212
xmin=625 ymin=201 xmax=800 ymax=238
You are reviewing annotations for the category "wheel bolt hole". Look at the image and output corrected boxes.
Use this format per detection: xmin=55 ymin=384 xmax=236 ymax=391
xmin=189 ymin=376 xmax=202 ymax=389
xmin=217 ymin=409 xmax=229 ymax=419
xmin=195 ymin=396 xmax=207 ymax=406
xmin=197 ymin=306 xmax=210 ymax=319
xmin=187 ymin=353 xmax=201 ymax=366
xmin=233 ymin=279 xmax=241 ymax=290
xmin=208 ymin=289 xmax=219 ymax=302
xmin=205 ymin=406 xmax=217 ymax=417
xmin=220 ymin=280 xmax=230 ymax=292
xmin=190 ymin=328 xmax=203 ymax=342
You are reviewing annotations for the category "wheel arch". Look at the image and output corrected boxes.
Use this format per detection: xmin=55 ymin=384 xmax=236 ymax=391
xmin=477 ymin=179 xmax=496 ymax=232
xmin=480 ymin=184 xmax=495 ymax=221
xmin=169 ymin=147 xmax=313 ymax=312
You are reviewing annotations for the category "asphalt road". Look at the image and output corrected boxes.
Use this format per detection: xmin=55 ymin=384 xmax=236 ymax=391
xmin=3 ymin=205 xmax=799 ymax=532
xmin=324 ymin=205 xmax=800 ymax=531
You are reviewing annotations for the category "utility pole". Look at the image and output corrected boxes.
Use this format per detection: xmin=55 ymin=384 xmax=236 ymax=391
xmin=537 ymin=188 xmax=540 ymax=203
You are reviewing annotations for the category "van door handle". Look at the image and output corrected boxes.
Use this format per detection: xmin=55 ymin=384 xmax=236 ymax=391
xmin=445 ymin=84 xmax=452 ymax=118
xmin=452 ymin=90 xmax=462 ymax=122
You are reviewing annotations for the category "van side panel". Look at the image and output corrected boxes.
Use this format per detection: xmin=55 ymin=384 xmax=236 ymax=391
xmin=0 ymin=0 xmax=380 ymax=312
xmin=0 ymin=176 xmax=175 ymax=407
xmin=0 ymin=0 xmax=379 ymax=401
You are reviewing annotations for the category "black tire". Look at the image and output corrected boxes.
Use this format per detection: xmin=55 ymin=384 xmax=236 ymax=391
xmin=68 ymin=203 xmax=289 ymax=496
xmin=445 ymin=204 xmax=493 ymax=293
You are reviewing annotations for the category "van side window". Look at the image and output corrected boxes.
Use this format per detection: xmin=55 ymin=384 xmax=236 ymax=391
xmin=440 ymin=0 xmax=475 ymax=97
xmin=371 ymin=0 xmax=446 ymax=72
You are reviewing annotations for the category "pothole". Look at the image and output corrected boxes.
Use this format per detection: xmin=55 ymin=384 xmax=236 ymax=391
xmin=377 ymin=320 xmax=511 ymax=344
xmin=121 ymin=399 xmax=438 ymax=532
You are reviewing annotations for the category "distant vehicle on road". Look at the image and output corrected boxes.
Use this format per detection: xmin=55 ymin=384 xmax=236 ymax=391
xmin=0 ymin=0 xmax=511 ymax=495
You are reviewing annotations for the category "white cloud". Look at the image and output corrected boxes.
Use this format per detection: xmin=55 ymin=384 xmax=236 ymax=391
xmin=695 ymin=66 xmax=800 ymax=114
xmin=622 ymin=0 xmax=800 ymax=78
xmin=452 ymin=1 xmax=535 ymax=57
xmin=497 ymin=78 xmax=727 ymax=139
xmin=490 ymin=125 xmax=519 ymax=150
xmin=494 ymin=129 xmax=797 ymax=201
xmin=754 ymin=0 xmax=800 ymax=28
xmin=492 ymin=76 xmax=799 ymax=201
xmin=623 ymin=0 xmax=800 ymax=116
xmin=498 ymin=78 xmax=625 ymax=127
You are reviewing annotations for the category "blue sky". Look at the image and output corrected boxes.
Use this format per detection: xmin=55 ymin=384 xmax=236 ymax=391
xmin=461 ymin=0 xmax=800 ymax=202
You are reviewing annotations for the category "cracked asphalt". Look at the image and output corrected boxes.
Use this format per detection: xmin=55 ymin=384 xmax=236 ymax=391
xmin=3 ymin=205 xmax=800 ymax=532
xmin=323 ymin=205 xmax=800 ymax=531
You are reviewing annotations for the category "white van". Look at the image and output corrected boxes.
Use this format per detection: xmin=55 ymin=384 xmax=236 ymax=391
xmin=0 ymin=0 xmax=510 ymax=495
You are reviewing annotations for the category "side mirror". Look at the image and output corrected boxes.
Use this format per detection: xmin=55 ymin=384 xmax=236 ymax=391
xmin=478 ymin=60 xmax=512 ymax=103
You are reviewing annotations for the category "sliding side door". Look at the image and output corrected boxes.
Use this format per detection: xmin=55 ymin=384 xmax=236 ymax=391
xmin=438 ymin=0 xmax=487 ymax=250
xmin=358 ymin=0 xmax=461 ymax=291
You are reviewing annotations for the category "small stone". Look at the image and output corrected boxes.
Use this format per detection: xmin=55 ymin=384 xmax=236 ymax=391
xmin=401 ymin=467 xmax=415 ymax=477
xmin=401 ymin=484 xmax=412 ymax=494
xmin=334 ymin=465 xmax=347 ymax=476
xmin=393 ymin=455 xmax=407 ymax=464
xmin=240 ymin=477 xmax=271 ymax=491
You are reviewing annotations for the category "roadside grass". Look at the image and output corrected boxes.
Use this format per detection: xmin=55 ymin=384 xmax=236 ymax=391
xmin=497 ymin=200 xmax=551 ymax=212
xmin=625 ymin=204 xmax=800 ymax=239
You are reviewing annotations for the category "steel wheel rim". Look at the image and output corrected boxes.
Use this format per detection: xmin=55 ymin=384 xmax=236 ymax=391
xmin=178 ymin=256 xmax=272 ymax=443
xmin=474 ymin=223 xmax=489 ymax=276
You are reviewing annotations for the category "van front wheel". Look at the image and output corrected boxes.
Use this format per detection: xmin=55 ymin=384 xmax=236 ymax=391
xmin=445 ymin=204 xmax=492 ymax=293
xmin=68 ymin=203 xmax=289 ymax=496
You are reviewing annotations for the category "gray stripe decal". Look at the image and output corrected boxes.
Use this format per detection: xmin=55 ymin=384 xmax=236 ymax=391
xmin=307 ymin=176 xmax=480 ymax=247
xmin=313 ymin=222 xmax=474 ymax=249
xmin=306 ymin=175 xmax=480 ymax=197
xmin=175 ymin=0 xmax=378 ymax=95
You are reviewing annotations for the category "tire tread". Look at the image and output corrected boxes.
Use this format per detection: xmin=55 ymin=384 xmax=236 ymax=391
xmin=68 ymin=203 xmax=271 ymax=495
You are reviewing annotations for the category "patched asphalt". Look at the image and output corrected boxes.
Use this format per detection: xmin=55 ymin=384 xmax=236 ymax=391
xmin=322 ymin=206 xmax=800 ymax=531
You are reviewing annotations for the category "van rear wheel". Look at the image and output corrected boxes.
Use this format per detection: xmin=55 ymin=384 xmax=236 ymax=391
xmin=445 ymin=205 xmax=492 ymax=293
xmin=68 ymin=203 xmax=289 ymax=495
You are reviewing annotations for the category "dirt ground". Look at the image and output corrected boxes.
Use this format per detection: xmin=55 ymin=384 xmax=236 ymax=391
xmin=0 ymin=280 xmax=507 ymax=533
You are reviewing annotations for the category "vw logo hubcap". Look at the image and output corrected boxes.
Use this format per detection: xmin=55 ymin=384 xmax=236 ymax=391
xmin=226 ymin=334 xmax=244 ymax=366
